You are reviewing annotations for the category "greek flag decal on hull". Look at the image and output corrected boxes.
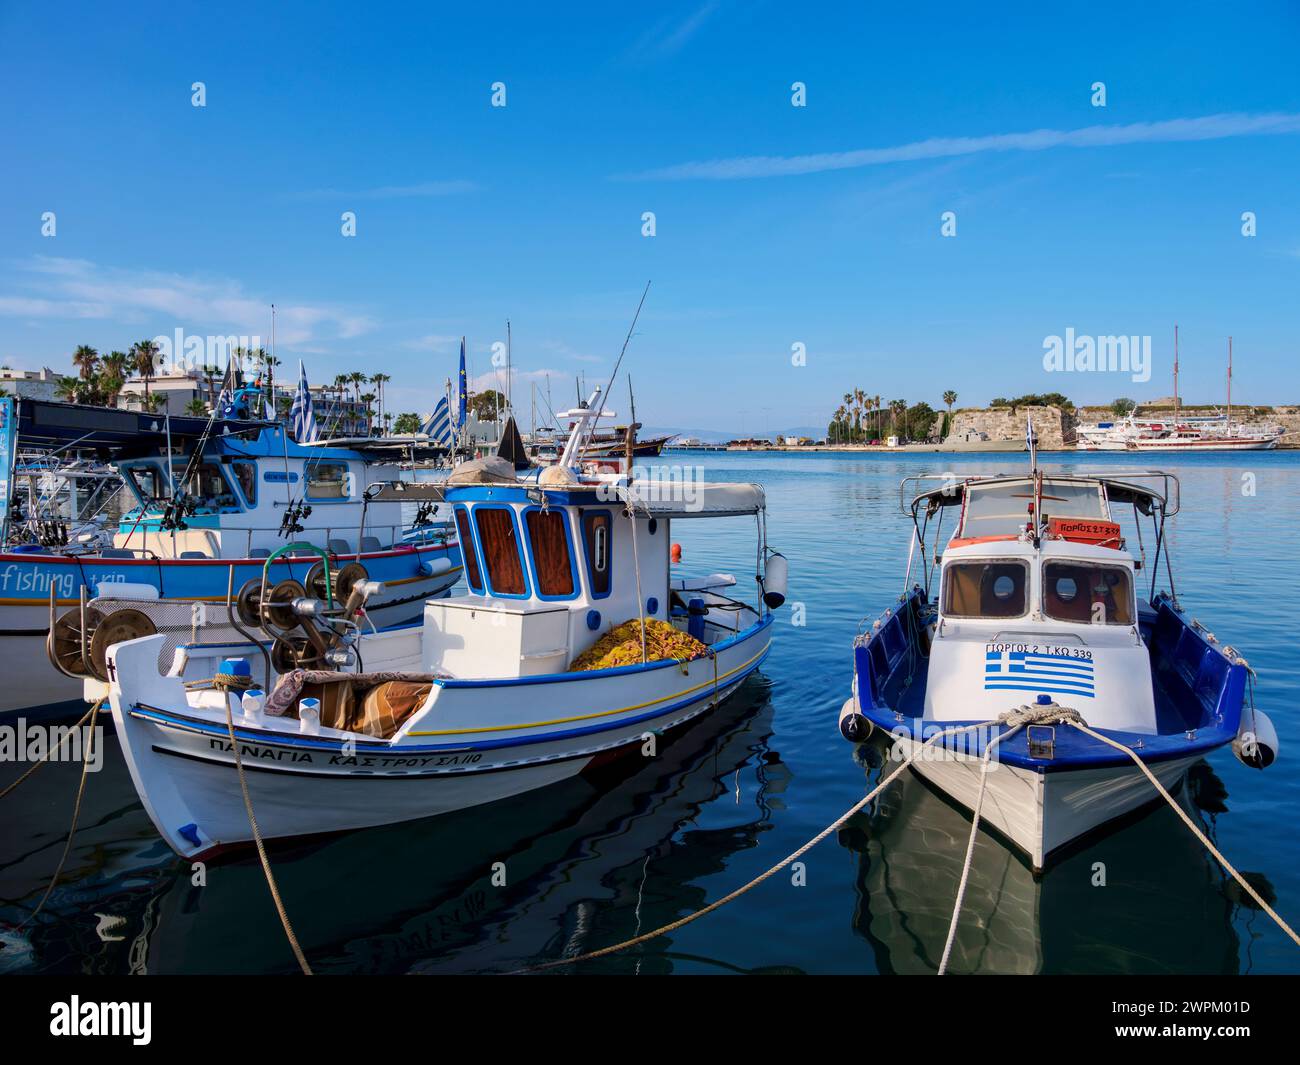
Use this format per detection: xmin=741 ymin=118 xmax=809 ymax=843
xmin=984 ymin=649 xmax=1095 ymax=699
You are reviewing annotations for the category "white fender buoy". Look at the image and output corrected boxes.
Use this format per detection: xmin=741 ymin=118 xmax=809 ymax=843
xmin=1233 ymin=709 xmax=1279 ymax=769
xmin=419 ymin=557 xmax=453 ymax=578
xmin=763 ymin=552 xmax=788 ymax=609
xmin=839 ymin=696 xmax=872 ymax=743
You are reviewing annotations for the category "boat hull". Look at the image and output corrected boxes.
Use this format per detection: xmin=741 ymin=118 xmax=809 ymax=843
xmin=106 ymin=620 xmax=772 ymax=857
xmin=896 ymin=732 xmax=1200 ymax=870
xmin=1126 ymin=439 xmax=1277 ymax=451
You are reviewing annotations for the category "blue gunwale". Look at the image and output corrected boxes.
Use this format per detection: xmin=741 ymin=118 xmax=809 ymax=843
xmin=128 ymin=618 xmax=772 ymax=754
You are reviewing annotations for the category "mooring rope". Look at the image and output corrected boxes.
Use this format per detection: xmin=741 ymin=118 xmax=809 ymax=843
xmin=938 ymin=702 xmax=1086 ymax=974
xmin=219 ymin=681 xmax=313 ymax=974
xmin=935 ymin=705 xmax=1300 ymax=972
xmin=512 ymin=716 xmax=1000 ymax=974
xmin=1065 ymin=718 xmax=1300 ymax=949
xmin=0 ymin=698 xmax=101 ymax=802
xmin=19 ymin=699 xmax=103 ymax=929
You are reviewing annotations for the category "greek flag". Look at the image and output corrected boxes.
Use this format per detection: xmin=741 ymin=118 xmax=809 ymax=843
xmin=422 ymin=396 xmax=453 ymax=445
xmin=985 ymin=649 xmax=1095 ymax=699
xmin=290 ymin=360 xmax=319 ymax=443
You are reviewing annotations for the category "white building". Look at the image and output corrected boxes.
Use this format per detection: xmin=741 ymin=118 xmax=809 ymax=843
xmin=0 ymin=367 xmax=62 ymax=402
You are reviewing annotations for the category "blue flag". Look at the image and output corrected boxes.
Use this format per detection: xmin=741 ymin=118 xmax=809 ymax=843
xmin=290 ymin=360 xmax=319 ymax=443
xmin=457 ymin=337 xmax=467 ymax=430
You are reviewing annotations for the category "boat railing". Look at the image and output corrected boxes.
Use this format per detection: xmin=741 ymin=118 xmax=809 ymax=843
xmin=111 ymin=521 xmax=452 ymax=560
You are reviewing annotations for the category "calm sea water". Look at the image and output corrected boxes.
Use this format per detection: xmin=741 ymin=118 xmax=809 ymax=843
xmin=3 ymin=450 xmax=1298 ymax=975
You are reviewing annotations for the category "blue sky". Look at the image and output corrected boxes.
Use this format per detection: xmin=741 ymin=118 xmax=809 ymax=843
xmin=2 ymin=1 xmax=1298 ymax=432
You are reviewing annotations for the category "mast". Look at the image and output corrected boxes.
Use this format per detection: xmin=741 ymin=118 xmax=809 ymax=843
xmin=1173 ymin=324 xmax=1180 ymax=428
xmin=1227 ymin=336 xmax=1233 ymax=428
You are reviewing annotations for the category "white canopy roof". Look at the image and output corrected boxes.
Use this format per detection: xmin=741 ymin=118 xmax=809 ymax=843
xmin=617 ymin=480 xmax=766 ymax=518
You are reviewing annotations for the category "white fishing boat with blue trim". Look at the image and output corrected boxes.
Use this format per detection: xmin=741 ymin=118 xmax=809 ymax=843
xmin=98 ymin=394 xmax=787 ymax=857
xmin=838 ymin=452 xmax=1277 ymax=871
xmin=2 ymin=391 xmax=462 ymax=716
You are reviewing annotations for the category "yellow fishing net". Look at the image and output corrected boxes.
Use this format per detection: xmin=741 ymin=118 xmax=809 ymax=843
xmin=568 ymin=618 xmax=708 ymax=672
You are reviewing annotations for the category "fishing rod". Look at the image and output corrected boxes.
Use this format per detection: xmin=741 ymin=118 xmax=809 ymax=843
xmin=579 ymin=281 xmax=650 ymax=461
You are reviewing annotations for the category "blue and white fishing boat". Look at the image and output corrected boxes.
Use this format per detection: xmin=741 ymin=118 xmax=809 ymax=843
xmin=838 ymin=453 xmax=1278 ymax=871
xmin=2 ymin=392 xmax=462 ymax=716
xmin=96 ymin=394 xmax=788 ymax=857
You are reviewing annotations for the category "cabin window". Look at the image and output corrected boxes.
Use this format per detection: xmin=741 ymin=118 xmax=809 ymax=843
xmin=943 ymin=560 xmax=1028 ymax=619
xmin=455 ymin=506 xmax=483 ymax=593
xmin=581 ymin=510 xmax=613 ymax=598
xmin=962 ymin=480 xmax=1105 ymax=539
xmin=1043 ymin=562 xmax=1134 ymax=625
xmin=525 ymin=508 xmax=576 ymax=598
xmin=123 ymin=463 xmax=171 ymax=502
xmin=306 ymin=462 xmax=349 ymax=500
xmin=231 ymin=461 xmax=257 ymax=506
xmin=474 ymin=507 xmax=527 ymax=596
xmin=172 ymin=461 xmax=233 ymax=504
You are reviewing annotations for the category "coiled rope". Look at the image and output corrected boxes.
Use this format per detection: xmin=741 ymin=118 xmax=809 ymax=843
xmin=512 ymin=715 xmax=1000 ymax=974
xmin=216 ymin=676 xmax=313 ymax=975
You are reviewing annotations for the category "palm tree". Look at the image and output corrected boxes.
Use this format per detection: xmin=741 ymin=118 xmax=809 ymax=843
xmin=130 ymin=339 xmax=161 ymax=402
xmin=72 ymin=344 xmax=99 ymax=381
xmin=370 ymin=372 xmax=391 ymax=428
xmin=186 ymin=397 xmax=208 ymax=416
xmin=943 ymin=390 xmax=958 ymax=415
xmin=55 ymin=375 xmax=80 ymax=402
xmin=141 ymin=392 xmax=166 ymax=413
xmin=890 ymin=398 xmax=907 ymax=437
xmin=360 ymin=392 xmax=377 ymax=434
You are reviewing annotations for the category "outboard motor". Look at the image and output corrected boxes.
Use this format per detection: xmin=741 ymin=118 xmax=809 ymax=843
xmin=762 ymin=552 xmax=789 ymax=609
xmin=1233 ymin=709 xmax=1279 ymax=769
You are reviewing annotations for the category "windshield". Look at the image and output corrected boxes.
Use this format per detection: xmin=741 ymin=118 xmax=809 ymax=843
xmin=1043 ymin=561 xmax=1134 ymax=625
xmin=942 ymin=560 xmax=1029 ymax=619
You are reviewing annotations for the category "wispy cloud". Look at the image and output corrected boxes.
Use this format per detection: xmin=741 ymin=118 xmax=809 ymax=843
xmin=1 ymin=256 xmax=373 ymax=345
xmin=400 ymin=333 xmax=462 ymax=352
xmin=297 ymin=180 xmax=476 ymax=201
xmin=627 ymin=1 xmax=720 ymax=62
xmin=622 ymin=111 xmax=1300 ymax=181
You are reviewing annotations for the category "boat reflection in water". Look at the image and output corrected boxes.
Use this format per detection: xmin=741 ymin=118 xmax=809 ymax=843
xmin=840 ymin=742 xmax=1253 ymax=974
xmin=3 ymin=678 xmax=784 ymax=975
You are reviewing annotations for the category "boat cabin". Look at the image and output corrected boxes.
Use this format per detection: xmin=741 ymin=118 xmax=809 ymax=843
xmin=909 ymin=474 xmax=1174 ymax=732
xmin=420 ymin=474 xmax=767 ymax=679
xmin=112 ymin=424 xmax=447 ymax=560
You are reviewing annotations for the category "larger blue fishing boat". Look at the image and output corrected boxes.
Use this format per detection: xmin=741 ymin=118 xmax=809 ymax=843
xmin=1 ymin=394 xmax=461 ymax=716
